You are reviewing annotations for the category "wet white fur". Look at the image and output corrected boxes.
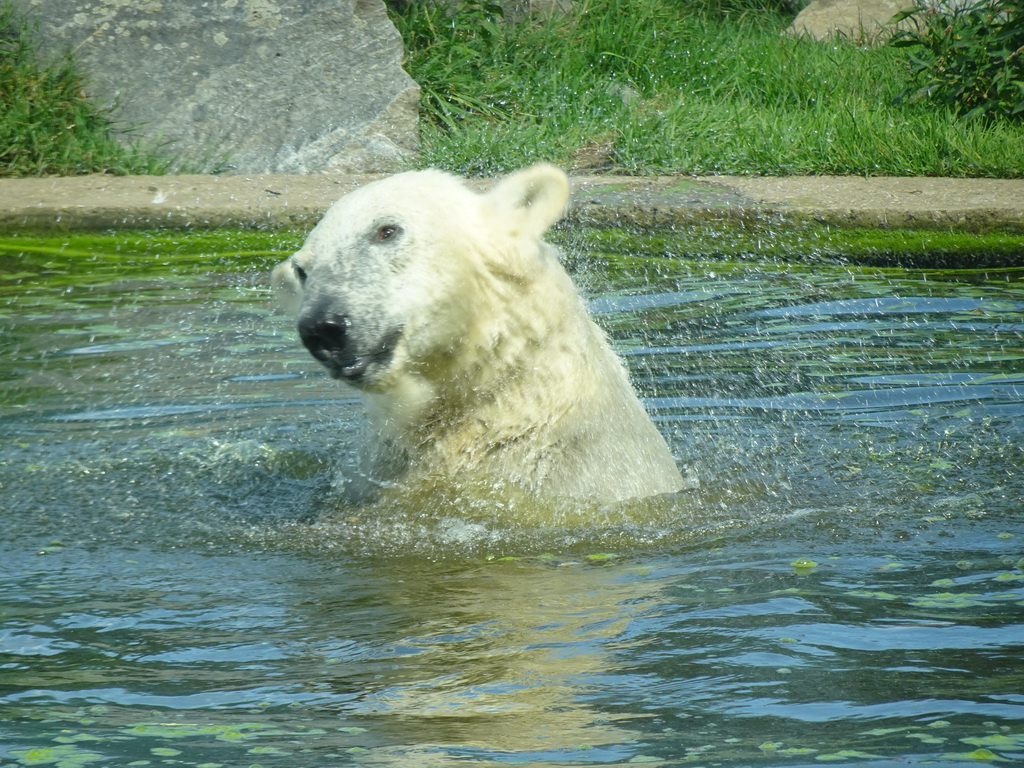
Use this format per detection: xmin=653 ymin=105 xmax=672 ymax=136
xmin=272 ymin=164 xmax=683 ymax=503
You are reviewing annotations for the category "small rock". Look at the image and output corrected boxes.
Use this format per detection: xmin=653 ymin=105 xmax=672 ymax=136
xmin=786 ymin=0 xmax=916 ymax=44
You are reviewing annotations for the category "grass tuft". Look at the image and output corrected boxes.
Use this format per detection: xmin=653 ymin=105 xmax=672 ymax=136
xmin=0 ymin=3 xmax=171 ymax=177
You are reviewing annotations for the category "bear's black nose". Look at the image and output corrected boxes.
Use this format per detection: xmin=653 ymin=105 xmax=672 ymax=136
xmin=298 ymin=312 xmax=351 ymax=363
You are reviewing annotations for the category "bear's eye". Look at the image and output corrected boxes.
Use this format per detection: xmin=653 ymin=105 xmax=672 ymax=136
xmin=292 ymin=263 xmax=307 ymax=284
xmin=374 ymin=224 xmax=401 ymax=243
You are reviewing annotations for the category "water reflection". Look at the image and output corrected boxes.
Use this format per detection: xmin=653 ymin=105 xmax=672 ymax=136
xmin=291 ymin=559 xmax=664 ymax=763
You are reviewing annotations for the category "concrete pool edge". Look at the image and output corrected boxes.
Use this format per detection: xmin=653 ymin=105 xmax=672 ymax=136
xmin=0 ymin=172 xmax=1022 ymax=233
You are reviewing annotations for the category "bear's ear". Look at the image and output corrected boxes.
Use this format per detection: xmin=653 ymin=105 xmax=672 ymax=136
xmin=485 ymin=163 xmax=569 ymax=239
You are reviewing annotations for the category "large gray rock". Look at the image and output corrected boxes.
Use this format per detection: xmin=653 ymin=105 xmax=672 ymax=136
xmin=15 ymin=0 xmax=419 ymax=173
xmin=786 ymin=0 xmax=915 ymax=44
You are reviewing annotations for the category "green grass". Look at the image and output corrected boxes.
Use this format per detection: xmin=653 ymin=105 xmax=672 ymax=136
xmin=0 ymin=3 xmax=172 ymax=177
xmin=389 ymin=0 xmax=1024 ymax=177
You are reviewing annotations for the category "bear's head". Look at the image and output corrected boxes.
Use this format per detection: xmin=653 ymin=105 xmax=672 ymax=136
xmin=272 ymin=164 xmax=570 ymax=394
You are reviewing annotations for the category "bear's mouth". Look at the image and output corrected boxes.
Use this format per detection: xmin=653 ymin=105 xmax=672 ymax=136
xmin=296 ymin=309 xmax=399 ymax=385
xmin=319 ymin=328 xmax=402 ymax=385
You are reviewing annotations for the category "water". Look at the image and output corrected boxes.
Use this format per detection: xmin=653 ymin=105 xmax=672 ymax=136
xmin=1 ymin=230 xmax=1023 ymax=767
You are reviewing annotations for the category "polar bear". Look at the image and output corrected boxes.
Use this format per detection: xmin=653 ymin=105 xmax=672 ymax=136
xmin=272 ymin=163 xmax=683 ymax=505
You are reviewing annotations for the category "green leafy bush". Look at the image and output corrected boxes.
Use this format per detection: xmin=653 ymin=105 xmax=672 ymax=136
xmin=891 ymin=1 xmax=1024 ymax=121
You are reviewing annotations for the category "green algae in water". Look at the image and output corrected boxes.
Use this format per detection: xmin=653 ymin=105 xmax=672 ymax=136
xmin=555 ymin=224 xmax=1024 ymax=268
xmin=790 ymin=557 xmax=820 ymax=569
xmin=0 ymin=229 xmax=306 ymax=298
xmin=9 ymin=745 xmax=105 ymax=767
xmin=124 ymin=723 xmax=270 ymax=741
xmin=3 ymin=225 xmax=1023 ymax=294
